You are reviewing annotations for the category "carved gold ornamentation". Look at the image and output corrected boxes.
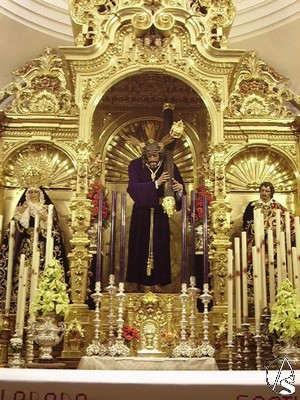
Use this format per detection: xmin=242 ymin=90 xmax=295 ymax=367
xmin=226 ymin=51 xmax=293 ymax=118
xmin=3 ymin=143 xmax=76 ymax=189
xmin=162 ymin=195 xmax=176 ymax=218
xmin=65 ymin=319 xmax=85 ymax=352
xmin=211 ymin=251 xmax=228 ymax=303
xmin=1 ymin=48 xmax=77 ymax=116
xmin=226 ymin=147 xmax=296 ymax=192
xmin=211 ymin=201 xmax=232 ymax=235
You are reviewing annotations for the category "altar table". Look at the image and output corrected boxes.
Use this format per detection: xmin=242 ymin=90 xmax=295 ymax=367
xmin=77 ymin=355 xmax=219 ymax=370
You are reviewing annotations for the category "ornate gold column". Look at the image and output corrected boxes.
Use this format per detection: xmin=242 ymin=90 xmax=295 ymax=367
xmin=210 ymin=143 xmax=232 ymax=307
xmin=68 ymin=140 xmax=93 ymax=306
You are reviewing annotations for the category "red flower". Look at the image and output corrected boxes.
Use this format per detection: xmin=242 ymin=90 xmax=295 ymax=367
xmin=122 ymin=324 xmax=139 ymax=343
xmin=188 ymin=184 xmax=212 ymax=225
xmin=88 ymin=180 xmax=110 ymax=228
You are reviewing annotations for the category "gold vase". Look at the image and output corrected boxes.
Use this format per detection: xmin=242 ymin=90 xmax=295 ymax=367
xmin=34 ymin=314 xmax=65 ymax=361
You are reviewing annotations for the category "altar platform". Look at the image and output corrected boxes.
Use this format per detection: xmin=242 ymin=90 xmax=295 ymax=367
xmin=1 ymin=369 xmax=299 ymax=400
xmin=78 ymin=355 xmax=218 ymax=370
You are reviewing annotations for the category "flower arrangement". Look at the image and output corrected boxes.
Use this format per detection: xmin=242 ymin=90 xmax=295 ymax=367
xmin=30 ymin=258 xmax=70 ymax=318
xmin=122 ymin=324 xmax=139 ymax=345
xmin=87 ymin=180 xmax=110 ymax=229
xmin=269 ymin=278 xmax=300 ymax=339
xmin=189 ymin=183 xmax=213 ymax=226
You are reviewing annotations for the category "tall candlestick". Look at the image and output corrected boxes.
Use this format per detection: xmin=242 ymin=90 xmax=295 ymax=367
xmin=275 ymin=208 xmax=282 ymax=289
xmin=285 ymin=211 xmax=293 ymax=282
xmin=234 ymin=237 xmax=241 ymax=330
xmin=15 ymin=254 xmax=25 ymax=335
xmin=45 ymin=204 xmax=53 ymax=267
xmin=292 ymin=247 xmax=299 ymax=292
xmin=18 ymin=258 xmax=29 ymax=337
xmin=260 ymin=213 xmax=267 ymax=309
xmin=241 ymin=231 xmax=248 ymax=319
xmin=95 ymin=191 xmax=103 ymax=283
xmin=294 ymin=216 xmax=300 ymax=288
xmin=203 ymin=194 xmax=208 ymax=283
xmin=119 ymin=193 xmax=126 ymax=282
xmin=181 ymin=195 xmax=187 ymax=283
xmin=190 ymin=190 xmax=196 ymax=277
xmin=227 ymin=249 xmax=233 ymax=343
xmin=29 ymin=251 xmax=40 ymax=322
xmin=252 ymin=246 xmax=261 ymax=332
xmin=5 ymin=220 xmax=16 ymax=313
xmin=109 ymin=191 xmax=117 ymax=275
xmin=267 ymin=229 xmax=275 ymax=308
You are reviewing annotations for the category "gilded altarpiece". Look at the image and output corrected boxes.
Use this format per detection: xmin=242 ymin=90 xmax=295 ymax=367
xmin=0 ymin=0 xmax=299 ymax=364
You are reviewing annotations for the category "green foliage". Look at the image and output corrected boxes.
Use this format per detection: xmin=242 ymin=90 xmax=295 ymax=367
xmin=269 ymin=278 xmax=300 ymax=339
xmin=30 ymin=258 xmax=69 ymax=318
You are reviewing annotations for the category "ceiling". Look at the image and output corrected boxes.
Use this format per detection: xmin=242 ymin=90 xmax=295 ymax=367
xmin=0 ymin=0 xmax=300 ymax=95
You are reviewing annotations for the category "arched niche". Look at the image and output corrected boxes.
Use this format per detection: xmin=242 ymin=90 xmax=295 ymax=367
xmin=225 ymin=145 xmax=298 ymax=239
xmin=89 ymin=72 xmax=211 ymax=291
xmin=2 ymin=142 xmax=77 ymax=254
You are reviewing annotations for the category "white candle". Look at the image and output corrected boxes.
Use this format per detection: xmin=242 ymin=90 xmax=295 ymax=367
xmin=267 ymin=229 xmax=275 ymax=308
xmin=29 ymin=251 xmax=40 ymax=322
xmin=5 ymin=220 xmax=16 ymax=313
xmin=260 ymin=213 xmax=267 ymax=309
xmin=18 ymin=259 xmax=29 ymax=337
xmin=292 ymin=247 xmax=299 ymax=292
xmin=234 ymin=237 xmax=241 ymax=330
xmin=227 ymin=249 xmax=233 ymax=343
xmin=15 ymin=254 xmax=25 ymax=335
xmin=252 ymin=246 xmax=261 ymax=332
xmin=241 ymin=231 xmax=248 ymax=319
xmin=280 ymin=231 xmax=287 ymax=281
xmin=275 ymin=209 xmax=282 ymax=288
xmin=285 ymin=211 xmax=293 ymax=282
xmin=45 ymin=204 xmax=53 ymax=267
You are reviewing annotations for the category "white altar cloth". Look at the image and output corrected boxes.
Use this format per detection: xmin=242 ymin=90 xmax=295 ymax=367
xmin=77 ymin=355 xmax=218 ymax=370
xmin=0 ymin=369 xmax=299 ymax=400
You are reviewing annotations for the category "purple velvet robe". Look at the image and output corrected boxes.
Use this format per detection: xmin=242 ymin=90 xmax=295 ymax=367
xmin=126 ymin=157 xmax=184 ymax=286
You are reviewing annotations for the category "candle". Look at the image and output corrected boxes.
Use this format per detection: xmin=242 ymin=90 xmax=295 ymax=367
xmin=29 ymin=251 xmax=40 ymax=322
xmin=292 ymin=247 xmax=299 ymax=292
xmin=5 ymin=220 xmax=15 ymax=313
xmin=109 ymin=191 xmax=117 ymax=275
xmin=252 ymin=246 xmax=261 ymax=332
xmin=227 ymin=248 xmax=233 ymax=343
xmin=15 ymin=254 xmax=25 ymax=335
xmin=18 ymin=258 xmax=29 ymax=337
xmin=234 ymin=237 xmax=241 ymax=330
xmin=241 ymin=231 xmax=248 ymax=319
xmin=267 ymin=229 xmax=275 ymax=308
xmin=119 ymin=193 xmax=126 ymax=282
xmin=280 ymin=231 xmax=287 ymax=281
xmin=181 ymin=195 xmax=187 ymax=283
xmin=203 ymin=194 xmax=208 ymax=283
xmin=190 ymin=190 xmax=196 ymax=277
xmin=95 ymin=191 xmax=103 ymax=283
xmin=275 ymin=209 xmax=282 ymax=288
xmin=45 ymin=204 xmax=53 ymax=267
xmin=294 ymin=216 xmax=300 ymax=288
xmin=31 ymin=214 xmax=40 ymax=275
xmin=285 ymin=211 xmax=293 ymax=281
xmin=260 ymin=213 xmax=267 ymax=309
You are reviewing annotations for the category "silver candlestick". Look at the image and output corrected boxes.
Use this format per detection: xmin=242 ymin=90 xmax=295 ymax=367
xmin=187 ymin=275 xmax=199 ymax=348
xmin=106 ymin=274 xmax=117 ymax=347
xmin=108 ymin=282 xmax=130 ymax=357
xmin=194 ymin=283 xmax=215 ymax=357
xmin=86 ymin=281 xmax=107 ymax=356
xmin=172 ymin=283 xmax=194 ymax=357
